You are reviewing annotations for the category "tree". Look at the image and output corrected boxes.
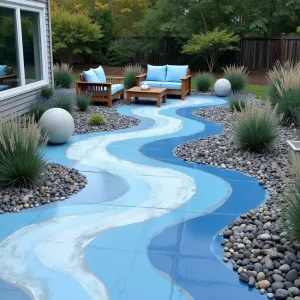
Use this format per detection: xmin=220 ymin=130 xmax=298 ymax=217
xmin=182 ymin=28 xmax=240 ymax=73
xmin=51 ymin=10 xmax=103 ymax=64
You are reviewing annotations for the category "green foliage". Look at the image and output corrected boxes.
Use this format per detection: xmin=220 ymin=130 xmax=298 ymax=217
xmin=233 ymin=102 xmax=281 ymax=152
xmin=76 ymin=95 xmax=91 ymax=111
xmin=88 ymin=114 xmax=108 ymax=126
xmin=30 ymin=102 xmax=47 ymax=122
xmin=182 ymin=28 xmax=240 ymax=73
xmin=41 ymin=86 xmax=53 ymax=99
xmin=297 ymin=26 xmax=300 ymax=34
xmin=52 ymin=91 xmax=74 ymax=114
xmin=54 ymin=70 xmax=73 ymax=88
xmin=223 ymin=65 xmax=248 ymax=92
xmin=268 ymin=77 xmax=282 ymax=104
xmin=52 ymin=10 xmax=103 ymax=64
xmin=228 ymin=94 xmax=246 ymax=112
xmin=195 ymin=73 xmax=214 ymax=91
xmin=0 ymin=115 xmax=48 ymax=188
xmin=277 ymin=89 xmax=300 ymax=125
xmin=123 ymin=64 xmax=142 ymax=89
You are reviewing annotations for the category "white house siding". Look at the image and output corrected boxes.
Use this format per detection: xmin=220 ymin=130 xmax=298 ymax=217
xmin=0 ymin=0 xmax=53 ymax=116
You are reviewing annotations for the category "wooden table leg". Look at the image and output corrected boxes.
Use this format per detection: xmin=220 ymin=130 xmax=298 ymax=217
xmin=162 ymin=93 xmax=167 ymax=103
xmin=157 ymin=96 xmax=161 ymax=107
xmin=126 ymin=92 xmax=131 ymax=105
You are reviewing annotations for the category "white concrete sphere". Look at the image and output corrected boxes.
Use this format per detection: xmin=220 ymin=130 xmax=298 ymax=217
xmin=40 ymin=108 xmax=74 ymax=144
xmin=214 ymin=79 xmax=232 ymax=97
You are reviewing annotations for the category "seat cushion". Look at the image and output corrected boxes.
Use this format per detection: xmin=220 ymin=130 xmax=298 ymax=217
xmin=146 ymin=65 xmax=167 ymax=82
xmin=111 ymin=84 xmax=124 ymax=95
xmin=166 ymin=65 xmax=188 ymax=83
xmin=160 ymin=82 xmax=182 ymax=90
xmin=140 ymin=81 xmax=163 ymax=88
xmin=0 ymin=65 xmax=8 ymax=77
xmin=93 ymin=66 xmax=106 ymax=83
xmin=83 ymin=69 xmax=99 ymax=82
xmin=0 ymin=85 xmax=9 ymax=91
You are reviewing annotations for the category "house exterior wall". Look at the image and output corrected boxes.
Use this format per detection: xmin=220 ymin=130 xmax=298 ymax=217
xmin=0 ymin=0 xmax=53 ymax=116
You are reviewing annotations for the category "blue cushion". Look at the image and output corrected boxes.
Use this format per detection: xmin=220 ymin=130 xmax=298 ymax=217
xmin=111 ymin=84 xmax=124 ymax=95
xmin=0 ymin=85 xmax=9 ymax=91
xmin=0 ymin=65 xmax=8 ymax=77
xmin=140 ymin=81 xmax=163 ymax=88
xmin=160 ymin=81 xmax=182 ymax=90
xmin=93 ymin=66 xmax=106 ymax=83
xmin=166 ymin=65 xmax=188 ymax=83
xmin=83 ymin=69 xmax=99 ymax=82
xmin=146 ymin=65 xmax=167 ymax=82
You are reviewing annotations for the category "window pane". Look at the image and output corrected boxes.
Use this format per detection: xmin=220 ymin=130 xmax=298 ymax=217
xmin=21 ymin=10 xmax=42 ymax=84
xmin=0 ymin=7 xmax=20 ymax=93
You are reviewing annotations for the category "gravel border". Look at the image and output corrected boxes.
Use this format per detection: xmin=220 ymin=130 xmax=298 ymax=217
xmin=0 ymin=163 xmax=87 ymax=213
xmin=175 ymin=95 xmax=300 ymax=299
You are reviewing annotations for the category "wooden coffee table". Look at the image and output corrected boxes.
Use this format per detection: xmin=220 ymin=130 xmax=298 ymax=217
xmin=126 ymin=87 xmax=167 ymax=107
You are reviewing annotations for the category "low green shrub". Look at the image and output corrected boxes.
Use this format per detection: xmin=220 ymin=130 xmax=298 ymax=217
xmin=233 ymin=102 xmax=281 ymax=152
xmin=30 ymin=102 xmax=47 ymax=122
xmin=41 ymin=86 xmax=53 ymax=99
xmin=228 ymin=95 xmax=246 ymax=112
xmin=52 ymin=91 xmax=74 ymax=114
xmin=76 ymin=95 xmax=91 ymax=112
xmin=88 ymin=114 xmax=108 ymax=126
xmin=195 ymin=73 xmax=214 ymax=92
xmin=223 ymin=65 xmax=248 ymax=92
xmin=277 ymin=89 xmax=300 ymax=125
xmin=0 ymin=115 xmax=48 ymax=188
xmin=54 ymin=70 xmax=73 ymax=88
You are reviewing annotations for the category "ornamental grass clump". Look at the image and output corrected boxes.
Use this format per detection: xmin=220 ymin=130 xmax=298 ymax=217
xmin=233 ymin=102 xmax=281 ymax=152
xmin=123 ymin=64 xmax=144 ymax=89
xmin=223 ymin=64 xmax=248 ymax=92
xmin=30 ymin=102 xmax=48 ymax=122
xmin=281 ymin=156 xmax=300 ymax=244
xmin=53 ymin=63 xmax=74 ymax=88
xmin=76 ymin=95 xmax=91 ymax=112
xmin=41 ymin=86 xmax=53 ymax=99
xmin=0 ymin=115 xmax=48 ymax=188
xmin=88 ymin=114 xmax=107 ymax=126
xmin=228 ymin=94 xmax=246 ymax=112
xmin=195 ymin=72 xmax=214 ymax=92
xmin=52 ymin=91 xmax=74 ymax=114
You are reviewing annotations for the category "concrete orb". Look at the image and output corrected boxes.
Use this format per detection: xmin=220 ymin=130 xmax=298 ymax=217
xmin=214 ymin=79 xmax=232 ymax=97
xmin=40 ymin=108 xmax=74 ymax=144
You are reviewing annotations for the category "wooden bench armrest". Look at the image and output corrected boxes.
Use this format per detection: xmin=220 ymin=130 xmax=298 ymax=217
xmin=136 ymin=73 xmax=147 ymax=79
xmin=136 ymin=73 xmax=147 ymax=86
xmin=0 ymin=74 xmax=17 ymax=80
xmin=76 ymin=81 xmax=112 ymax=87
xmin=181 ymin=75 xmax=192 ymax=81
xmin=107 ymin=76 xmax=125 ymax=84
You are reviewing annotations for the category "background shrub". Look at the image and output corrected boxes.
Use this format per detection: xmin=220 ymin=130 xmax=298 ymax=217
xmin=123 ymin=64 xmax=144 ymax=89
xmin=233 ymin=102 xmax=281 ymax=152
xmin=88 ymin=114 xmax=107 ymax=125
xmin=0 ymin=115 xmax=48 ymax=188
xmin=228 ymin=94 xmax=246 ymax=112
xmin=76 ymin=95 xmax=91 ymax=111
xmin=268 ymin=77 xmax=282 ymax=104
xmin=41 ymin=86 xmax=53 ymax=99
xmin=52 ymin=91 xmax=74 ymax=114
xmin=54 ymin=70 xmax=73 ymax=88
xmin=195 ymin=72 xmax=214 ymax=91
xmin=30 ymin=102 xmax=47 ymax=122
xmin=223 ymin=64 xmax=248 ymax=92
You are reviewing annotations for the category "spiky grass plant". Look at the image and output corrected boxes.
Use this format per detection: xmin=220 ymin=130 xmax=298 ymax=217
xmin=281 ymin=155 xmax=300 ymax=244
xmin=223 ymin=64 xmax=248 ymax=92
xmin=52 ymin=91 xmax=74 ymax=114
xmin=0 ymin=115 xmax=48 ymax=188
xmin=228 ymin=94 xmax=246 ymax=112
xmin=76 ymin=95 xmax=91 ymax=112
xmin=233 ymin=102 xmax=282 ymax=152
xmin=195 ymin=72 xmax=214 ymax=92
xmin=54 ymin=70 xmax=73 ymax=88
xmin=88 ymin=114 xmax=108 ymax=126
xmin=53 ymin=63 xmax=74 ymax=73
xmin=123 ymin=64 xmax=144 ymax=89
xmin=30 ymin=102 xmax=47 ymax=122
xmin=41 ymin=86 xmax=53 ymax=99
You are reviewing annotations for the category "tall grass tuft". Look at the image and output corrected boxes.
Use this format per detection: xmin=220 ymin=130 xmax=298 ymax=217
xmin=195 ymin=72 xmax=214 ymax=92
xmin=0 ymin=115 xmax=48 ymax=188
xmin=76 ymin=95 xmax=91 ymax=111
xmin=233 ymin=102 xmax=282 ymax=152
xmin=30 ymin=101 xmax=48 ymax=122
xmin=41 ymin=86 xmax=53 ymax=99
xmin=52 ymin=91 xmax=74 ymax=114
xmin=123 ymin=64 xmax=144 ymax=89
xmin=228 ymin=94 xmax=246 ymax=112
xmin=223 ymin=64 xmax=248 ymax=92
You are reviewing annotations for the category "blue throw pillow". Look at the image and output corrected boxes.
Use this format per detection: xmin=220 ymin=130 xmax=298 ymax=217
xmin=146 ymin=65 xmax=167 ymax=82
xmin=0 ymin=65 xmax=8 ymax=77
xmin=93 ymin=66 xmax=106 ymax=82
xmin=166 ymin=65 xmax=188 ymax=83
xmin=83 ymin=69 xmax=99 ymax=82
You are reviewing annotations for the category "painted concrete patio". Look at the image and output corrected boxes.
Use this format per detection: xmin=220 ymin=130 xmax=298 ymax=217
xmin=0 ymin=96 xmax=266 ymax=299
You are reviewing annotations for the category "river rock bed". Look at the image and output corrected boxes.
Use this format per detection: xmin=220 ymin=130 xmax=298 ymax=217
xmin=0 ymin=163 xmax=87 ymax=213
xmin=175 ymin=99 xmax=300 ymax=299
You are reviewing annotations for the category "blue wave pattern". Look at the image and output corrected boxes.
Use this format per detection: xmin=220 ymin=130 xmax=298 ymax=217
xmin=0 ymin=96 xmax=266 ymax=300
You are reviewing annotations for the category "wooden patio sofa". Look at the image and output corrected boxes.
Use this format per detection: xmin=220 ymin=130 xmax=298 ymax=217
xmin=0 ymin=67 xmax=18 ymax=90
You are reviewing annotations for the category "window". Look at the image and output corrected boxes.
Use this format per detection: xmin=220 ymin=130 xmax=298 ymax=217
xmin=0 ymin=0 xmax=48 ymax=97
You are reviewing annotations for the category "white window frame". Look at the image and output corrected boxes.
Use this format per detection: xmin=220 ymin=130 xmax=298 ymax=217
xmin=0 ymin=0 xmax=49 ymax=101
